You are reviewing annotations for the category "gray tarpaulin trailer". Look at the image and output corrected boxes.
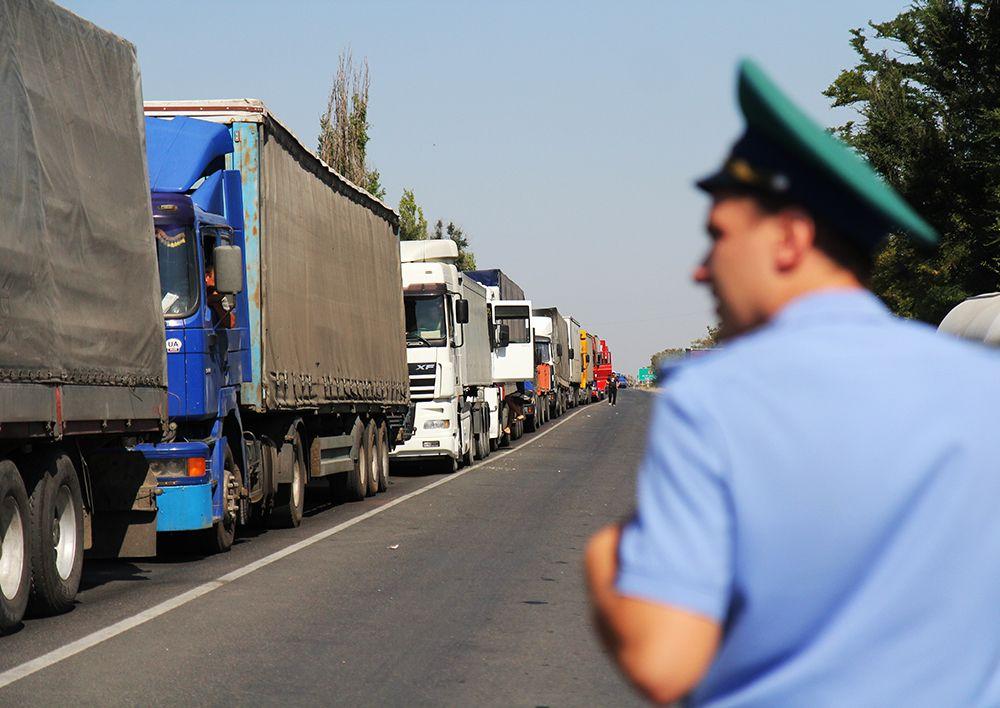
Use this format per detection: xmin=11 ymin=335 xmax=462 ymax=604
xmin=142 ymin=100 xmax=409 ymax=413
xmin=0 ymin=0 xmax=168 ymax=629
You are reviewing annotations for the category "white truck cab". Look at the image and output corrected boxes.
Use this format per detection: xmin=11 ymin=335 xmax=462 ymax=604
xmin=392 ymin=241 xmax=494 ymax=470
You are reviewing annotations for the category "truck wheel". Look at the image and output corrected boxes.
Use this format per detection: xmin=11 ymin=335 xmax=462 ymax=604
xmin=271 ymin=432 xmax=305 ymax=528
xmin=364 ymin=420 xmax=379 ymax=497
xmin=525 ymin=405 xmax=536 ymax=434
xmin=0 ymin=461 xmax=30 ymax=632
xmin=202 ymin=443 xmax=240 ymax=553
xmin=344 ymin=419 xmax=368 ymax=502
xmin=25 ymin=451 xmax=83 ymax=617
xmin=464 ymin=428 xmax=475 ymax=468
xmin=376 ymin=422 xmax=390 ymax=493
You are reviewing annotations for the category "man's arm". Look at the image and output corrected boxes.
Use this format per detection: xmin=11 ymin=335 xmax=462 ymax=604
xmin=585 ymin=523 xmax=721 ymax=704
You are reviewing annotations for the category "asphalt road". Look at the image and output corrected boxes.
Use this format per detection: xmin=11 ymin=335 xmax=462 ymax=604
xmin=0 ymin=390 xmax=650 ymax=706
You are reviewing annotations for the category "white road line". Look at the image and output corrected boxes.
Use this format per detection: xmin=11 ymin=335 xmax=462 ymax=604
xmin=0 ymin=405 xmax=590 ymax=689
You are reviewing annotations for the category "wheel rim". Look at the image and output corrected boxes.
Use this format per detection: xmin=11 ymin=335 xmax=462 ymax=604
xmin=0 ymin=496 xmax=25 ymax=599
xmin=381 ymin=436 xmax=389 ymax=482
xmin=371 ymin=440 xmax=380 ymax=488
xmin=358 ymin=443 xmax=368 ymax=492
xmin=53 ymin=484 xmax=77 ymax=581
xmin=291 ymin=457 xmax=302 ymax=509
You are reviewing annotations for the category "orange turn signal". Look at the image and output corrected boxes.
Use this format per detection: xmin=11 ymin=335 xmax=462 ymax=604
xmin=186 ymin=458 xmax=206 ymax=477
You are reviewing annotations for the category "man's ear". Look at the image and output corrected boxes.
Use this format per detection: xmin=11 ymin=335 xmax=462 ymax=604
xmin=774 ymin=208 xmax=815 ymax=272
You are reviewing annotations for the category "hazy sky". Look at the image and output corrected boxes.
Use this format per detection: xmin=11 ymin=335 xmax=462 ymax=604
xmin=64 ymin=0 xmax=909 ymax=375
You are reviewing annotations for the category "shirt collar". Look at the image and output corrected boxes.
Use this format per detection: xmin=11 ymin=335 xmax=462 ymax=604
xmin=770 ymin=288 xmax=890 ymax=329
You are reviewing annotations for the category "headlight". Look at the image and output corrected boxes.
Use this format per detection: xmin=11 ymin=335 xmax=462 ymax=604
xmin=423 ymin=419 xmax=450 ymax=429
xmin=150 ymin=458 xmax=208 ymax=478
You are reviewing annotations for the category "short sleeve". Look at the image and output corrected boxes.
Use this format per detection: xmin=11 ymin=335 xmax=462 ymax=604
xmin=616 ymin=381 xmax=734 ymax=620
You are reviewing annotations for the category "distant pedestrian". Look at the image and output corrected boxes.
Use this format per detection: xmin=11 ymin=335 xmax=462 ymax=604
xmin=586 ymin=59 xmax=1000 ymax=706
xmin=606 ymin=374 xmax=618 ymax=406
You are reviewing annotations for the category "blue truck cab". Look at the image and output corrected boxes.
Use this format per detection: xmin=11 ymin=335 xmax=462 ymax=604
xmin=137 ymin=116 xmax=251 ymax=547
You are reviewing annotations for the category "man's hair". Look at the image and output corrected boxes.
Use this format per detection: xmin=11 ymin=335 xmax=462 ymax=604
xmin=748 ymin=190 xmax=874 ymax=284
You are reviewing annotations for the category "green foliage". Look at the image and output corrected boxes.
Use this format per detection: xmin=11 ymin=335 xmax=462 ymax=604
xmin=398 ymin=189 xmax=428 ymax=241
xmin=690 ymin=323 xmax=721 ymax=349
xmin=434 ymin=219 xmax=477 ymax=270
xmin=649 ymin=324 xmax=721 ymax=370
xmin=365 ymin=168 xmax=386 ymax=201
xmin=826 ymin=1 xmax=1000 ymax=323
xmin=650 ymin=348 xmax=685 ymax=371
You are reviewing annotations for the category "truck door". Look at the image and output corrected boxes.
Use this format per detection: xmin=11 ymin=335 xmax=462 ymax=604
xmin=491 ymin=300 xmax=534 ymax=382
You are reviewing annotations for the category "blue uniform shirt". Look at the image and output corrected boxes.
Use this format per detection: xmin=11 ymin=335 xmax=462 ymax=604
xmin=617 ymin=290 xmax=1000 ymax=707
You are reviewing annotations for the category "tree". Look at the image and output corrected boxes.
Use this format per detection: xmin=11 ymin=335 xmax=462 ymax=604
xmin=826 ymin=1 xmax=1000 ymax=323
xmin=318 ymin=50 xmax=386 ymax=200
xmin=649 ymin=324 xmax=721 ymax=370
xmin=650 ymin=348 xmax=685 ymax=371
xmin=433 ymin=219 xmax=477 ymax=270
xmin=398 ymin=189 xmax=428 ymax=241
xmin=690 ymin=323 xmax=721 ymax=349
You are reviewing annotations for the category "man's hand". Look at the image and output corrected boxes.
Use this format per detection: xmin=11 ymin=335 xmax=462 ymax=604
xmin=585 ymin=522 xmax=722 ymax=704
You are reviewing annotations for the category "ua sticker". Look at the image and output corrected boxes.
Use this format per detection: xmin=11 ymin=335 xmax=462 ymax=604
xmin=166 ymin=338 xmax=183 ymax=353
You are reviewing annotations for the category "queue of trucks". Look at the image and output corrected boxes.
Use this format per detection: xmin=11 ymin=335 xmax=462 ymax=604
xmin=0 ymin=0 xmax=615 ymax=631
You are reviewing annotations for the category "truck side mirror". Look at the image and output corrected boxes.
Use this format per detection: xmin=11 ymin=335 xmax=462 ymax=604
xmin=569 ymin=348 xmax=575 ymax=360
xmin=214 ymin=245 xmax=243 ymax=294
xmin=556 ymin=343 xmax=563 ymax=357
xmin=455 ymin=298 xmax=469 ymax=324
xmin=498 ymin=324 xmax=510 ymax=348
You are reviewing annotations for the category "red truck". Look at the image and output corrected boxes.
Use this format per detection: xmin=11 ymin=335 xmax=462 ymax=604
xmin=592 ymin=338 xmax=613 ymax=401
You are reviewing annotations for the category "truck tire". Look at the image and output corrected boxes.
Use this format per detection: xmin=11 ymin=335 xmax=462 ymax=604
xmin=376 ymin=422 xmax=390 ymax=493
xmin=25 ymin=451 xmax=83 ymax=617
xmin=202 ymin=442 xmax=240 ymax=553
xmin=344 ymin=418 xmax=368 ymax=502
xmin=464 ymin=426 xmax=475 ymax=468
xmin=479 ymin=412 xmax=491 ymax=459
xmin=525 ymin=402 xmax=536 ymax=434
xmin=364 ymin=420 xmax=379 ymax=497
xmin=271 ymin=431 xmax=305 ymax=528
xmin=0 ymin=460 xmax=30 ymax=632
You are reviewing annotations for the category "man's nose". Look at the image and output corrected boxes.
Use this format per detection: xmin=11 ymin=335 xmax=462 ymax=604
xmin=692 ymin=262 xmax=711 ymax=284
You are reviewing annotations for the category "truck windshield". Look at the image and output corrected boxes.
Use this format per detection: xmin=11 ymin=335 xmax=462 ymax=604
xmin=156 ymin=225 xmax=199 ymax=319
xmin=405 ymin=295 xmax=447 ymax=346
xmin=534 ymin=340 xmax=551 ymax=365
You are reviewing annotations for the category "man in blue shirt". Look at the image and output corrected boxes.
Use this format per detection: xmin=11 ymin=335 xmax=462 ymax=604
xmin=586 ymin=60 xmax=1000 ymax=706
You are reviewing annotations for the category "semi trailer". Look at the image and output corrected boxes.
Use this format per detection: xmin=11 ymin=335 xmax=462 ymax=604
xmin=563 ymin=316 xmax=582 ymax=406
xmin=139 ymin=101 xmax=410 ymax=551
xmin=0 ymin=0 xmax=169 ymax=629
xmin=531 ymin=308 xmax=574 ymax=428
xmin=463 ymin=270 xmax=534 ymax=447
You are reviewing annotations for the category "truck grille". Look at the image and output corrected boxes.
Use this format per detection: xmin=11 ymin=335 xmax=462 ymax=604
xmin=408 ymin=363 xmax=436 ymax=401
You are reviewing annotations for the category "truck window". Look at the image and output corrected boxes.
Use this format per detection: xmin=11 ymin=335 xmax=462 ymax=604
xmin=493 ymin=305 xmax=530 ymax=343
xmin=156 ymin=225 xmax=199 ymax=318
xmin=405 ymin=295 xmax=447 ymax=346
xmin=202 ymin=226 xmax=236 ymax=328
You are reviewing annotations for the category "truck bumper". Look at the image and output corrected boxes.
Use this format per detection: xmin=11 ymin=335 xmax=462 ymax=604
xmin=136 ymin=440 xmax=214 ymax=532
xmin=156 ymin=484 xmax=213 ymax=531
xmin=390 ymin=401 xmax=460 ymax=461
xmin=390 ymin=431 xmax=459 ymax=461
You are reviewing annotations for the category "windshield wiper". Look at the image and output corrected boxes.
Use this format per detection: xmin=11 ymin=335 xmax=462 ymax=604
xmin=407 ymin=333 xmax=432 ymax=347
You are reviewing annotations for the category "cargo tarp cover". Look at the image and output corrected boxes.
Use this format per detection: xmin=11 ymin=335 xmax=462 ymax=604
xmin=0 ymin=0 xmax=165 ymax=387
xmin=261 ymin=121 xmax=407 ymax=408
